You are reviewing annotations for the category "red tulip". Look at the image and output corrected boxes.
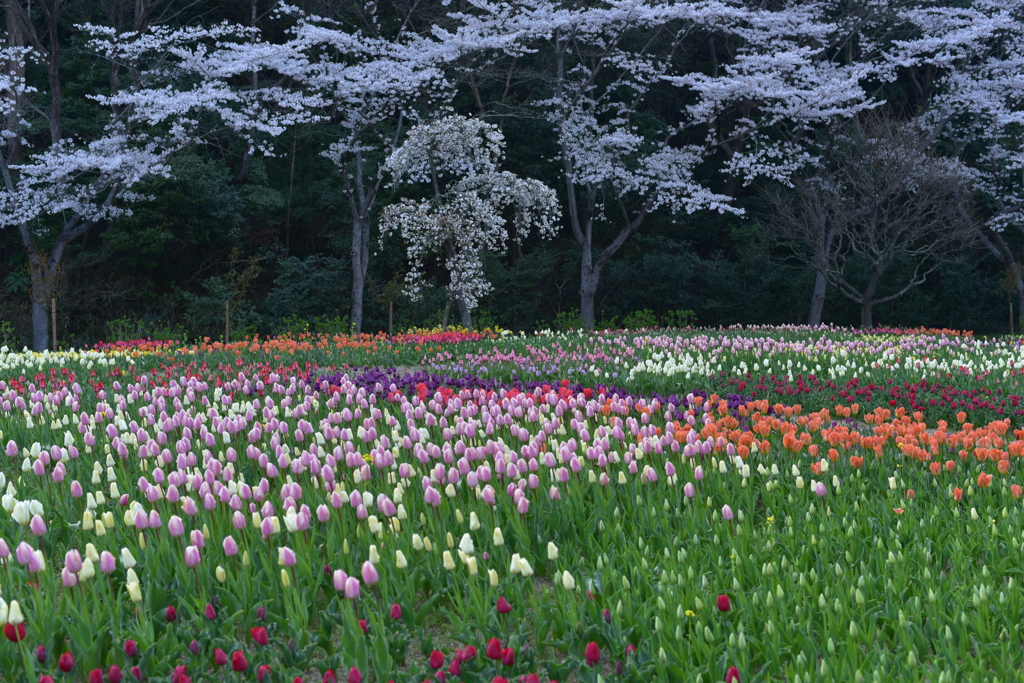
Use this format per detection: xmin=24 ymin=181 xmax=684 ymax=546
xmin=389 ymin=603 xmax=402 ymax=620
xmin=496 ymin=596 xmax=511 ymax=614
xmin=204 ymin=603 xmax=217 ymax=620
xmin=323 ymin=671 xmax=336 ymax=683
xmin=491 ymin=678 xmax=509 ymax=683
xmin=463 ymin=646 xmax=477 ymax=660
xmin=717 ymin=594 xmax=731 ymax=612
xmin=251 ymin=626 xmax=269 ymax=645
xmin=257 ymin=664 xmax=271 ymax=682
xmin=214 ymin=649 xmax=228 ymax=667
xmin=294 ymin=678 xmax=304 ymax=683
xmin=35 ymin=645 xmax=47 ymax=663
xmin=521 ymin=675 xmax=540 ymax=683
xmin=165 ymin=606 xmax=177 ymax=622
xmin=429 ymin=650 xmax=445 ymax=669
xmin=584 ymin=642 xmax=600 ymax=667
xmin=358 ymin=619 xmax=368 ymax=634
xmin=256 ymin=606 xmax=267 ymax=620
xmin=38 ymin=677 xmax=54 ymax=683
xmin=448 ymin=659 xmax=461 ymax=676
xmin=502 ymin=647 xmax=515 ymax=667
xmin=124 ymin=640 xmax=139 ymax=658
xmin=58 ymin=652 xmax=75 ymax=673
xmin=130 ymin=667 xmax=142 ymax=682
xmin=486 ymin=638 xmax=504 ymax=660
xmin=108 ymin=666 xmax=123 ymax=683
xmin=347 ymin=666 xmax=363 ymax=683
xmin=88 ymin=669 xmax=105 ymax=683
xmin=172 ymin=666 xmax=188 ymax=683
xmin=626 ymin=644 xmax=636 ymax=657
xmin=725 ymin=666 xmax=741 ymax=683
xmin=231 ymin=651 xmax=248 ymax=672
xmin=3 ymin=623 xmax=26 ymax=642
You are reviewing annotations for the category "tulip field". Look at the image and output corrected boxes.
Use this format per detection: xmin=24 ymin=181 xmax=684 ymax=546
xmin=4 ymin=325 xmax=1024 ymax=683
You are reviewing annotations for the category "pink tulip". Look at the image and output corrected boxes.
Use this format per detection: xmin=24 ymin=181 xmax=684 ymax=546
xmin=344 ymin=576 xmax=361 ymax=599
xmin=184 ymin=545 xmax=201 ymax=568
xmin=99 ymin=551 xmax=117 ymax=573
xmin=332 ymin=569 xmax=348 ymax=592
xmin=223 ymin=536 xmax=239 ymax=557
xmin=65 ymin=549 xmax=83 ymax=573
xmin=29 ymin=515 xmax=47 ymax=536
xmin=360 ymin=561 xmax=379 ymax=586
xmin=168 ymin=515 xmax=185 ymax=537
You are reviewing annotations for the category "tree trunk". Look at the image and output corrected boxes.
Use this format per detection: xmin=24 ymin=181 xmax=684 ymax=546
xmin=456 ymin=297 xmax=472 ymax=330
xmin=860 ymin=301 xmax=873 ymax=330
xmin=859 ymin=268 xmax=881 ymax=329
xmin=350 ymin=213 xmax=370 ymax=333
xmin=28 ymin=253 xmax=58 ymax=351
xmin=31 ymin=298 xmax=49 ymax=351
xmin=580 ymin=266 xmax=599 ymax=330
xmin=808 ymin=269 xmax=827 ymax=326
xmin=1017 ymin=275 xmax=1024 ymax=332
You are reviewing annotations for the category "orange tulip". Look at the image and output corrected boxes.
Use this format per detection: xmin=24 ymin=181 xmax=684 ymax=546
xmin=953 ymin=487 xmax=963 ymax=501
xmin=849 ymin=456 xmax=863 ymax=469
xmin=1012 ymin=484 xmax=1022 ymax=499
xmin=998 ymin=459 xmax=1010 ymax=474
xmin=945 ymin=460 xmax=956 ymax=472
xmin=978 ymin=472 xmax=993 ymax=488
xmin=929 ymin=462 xmax=942 ymax=476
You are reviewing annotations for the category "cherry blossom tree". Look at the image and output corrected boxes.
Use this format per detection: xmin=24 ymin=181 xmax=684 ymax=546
xmin=380 ymin=114 xmax=558 ymax=329
xmin=0 ymin=9 xmax=323 ymax=350
xmin=283 ymin=5 xmax=450 ymax=333
xmin=437 ymin=0 xmax=884 ymax=328
xmin=894 ymin=0 xmax=1024 ymax=318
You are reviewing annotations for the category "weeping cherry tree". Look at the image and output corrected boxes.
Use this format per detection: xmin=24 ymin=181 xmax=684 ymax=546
xmin=381 ymin=114 xmax=559 ymax=330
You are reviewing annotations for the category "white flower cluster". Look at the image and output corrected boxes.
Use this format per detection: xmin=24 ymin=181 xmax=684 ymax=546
xmin=381 ymin=115 xmax=559 ymax=308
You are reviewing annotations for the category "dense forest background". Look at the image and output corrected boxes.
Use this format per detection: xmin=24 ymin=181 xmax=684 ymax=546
xmin=0 ymin=0 xmax=1015 ymax=347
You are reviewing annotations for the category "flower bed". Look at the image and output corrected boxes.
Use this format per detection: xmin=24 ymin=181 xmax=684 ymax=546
xmin=0 ymin=328 xmax=1023 ymax=681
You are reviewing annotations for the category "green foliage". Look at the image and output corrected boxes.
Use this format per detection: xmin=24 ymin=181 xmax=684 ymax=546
xmin=105 ymin=316 xmax=187 ymax=343
xmin=0 ymin=320 xmax=16 ymax=348
xmin=553 ymin=309 xmax=584 ymax=331
xmin=264 ymin=256 xmax=350 ymax=327
xmin=621 ymin=309 xmax=658 ymax=329
xmin=663 ymin=310 xmax=697 ymax=328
